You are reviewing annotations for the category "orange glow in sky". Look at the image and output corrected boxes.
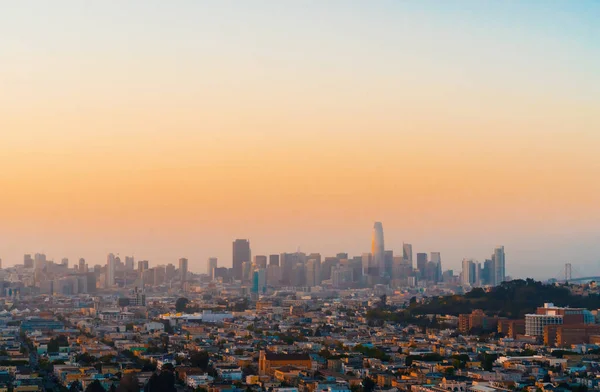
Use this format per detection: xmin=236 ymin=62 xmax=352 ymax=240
xmin=1 ymin=2 xmax=599 ymax=277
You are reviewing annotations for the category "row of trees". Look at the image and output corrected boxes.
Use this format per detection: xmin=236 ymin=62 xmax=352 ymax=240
xmin=367 ymin=280 xmax=600 ymax=324
xmin=81 ymin=363 xmax=179 ymax=392
xmin=410 ymin=279 xmax=600 ymax=319
xmin=176 ymin=296 xmax=250 ymax=313
xmin=83 ymin=373 xmax=141 ymax=392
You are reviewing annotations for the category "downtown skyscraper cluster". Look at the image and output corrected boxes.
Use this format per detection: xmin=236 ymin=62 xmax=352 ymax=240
xmin=461 ymin=246 xmax=507 ymax=287
xmin=207 ymin=222 xmax=480 ymax=291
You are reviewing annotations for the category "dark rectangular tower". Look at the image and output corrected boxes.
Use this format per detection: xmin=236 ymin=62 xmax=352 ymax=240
xmin=232 ymin=239 xmax=251 ymax=281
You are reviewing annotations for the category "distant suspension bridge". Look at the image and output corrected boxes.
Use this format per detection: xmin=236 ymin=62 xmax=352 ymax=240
xmin=549 ymin=262 xmax=600 ymax=283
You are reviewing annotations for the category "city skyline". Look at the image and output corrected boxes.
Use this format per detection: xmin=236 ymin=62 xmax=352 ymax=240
xmin=1 ymin=2 xmax=599 ymax=279
xmin=1 ymin=228 xmax=598 ymax=280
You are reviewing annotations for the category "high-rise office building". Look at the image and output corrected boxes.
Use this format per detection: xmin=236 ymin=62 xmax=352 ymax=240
xmin=403 ymin=244 xmax=413 ymax=267
xmin=254 ymin=255 xmax=268 ymax=269
xmin=115 ymin=256 xmax=123 ymax=270
xmin=279 ymin=252 xmax=305 ymax=285
xmin=321 ymin=257 xmax=340 ymax=281
xmin=384 ymin=250 xmax=394 ymax=278
xmin=34 ymin=253 xmax=47 ymax=270
xmin=125 ymin=256 xmax=135 ymax=271
xmin=179 ymin=258 xmax=189 ymax=284
xmin=143 ymin=269 xmax=154 ymax=285
xmin=308 ymin=253 xmax=322 ymax=263
xmin=393 ymin=256 xmax=413 ymax=280
xmin=280 ymin=253 xmax=293 ymax=284
xmin=24 ymin=254 xmax=34 ymax=268
xmin=492 ymin=246 xmax=506 ymax=285
xmin=416 ymin=253 xmax=428 ymax=278
xmin=138 ymin=260 xmax=149 ymax=273
xmin=362 ymin=253 xmax=373 ymax=275
xmin=483 ymin=259 xmax=494 ymax=285
xmin=242 ymin=261 xmax=253 ymax=283
xmin=252 ymin=268 xmax=267 ymax=294
xmin=371 ymin=222 xmax=385 ymax=276
xmin=331 ymin=264 xmax=354 ymax=288
xmin=106 ymin=253 xmax=116 ymax=287
xmin=232 ymin=239 xmax=251 ymax=281
xmin=166 ymin=264 xmax=176 ymax=281
xmin=350 ymin=256 xmax=363 ymax=283
xmin=78 ymin=258 xmax=87 ymax=273
xmin=61 ymin=258 xmax=69 ymax=267
xmin=462 ymin=259 xmax=478 ymax=286
xmin=305 ymin=258 xmax=321 ymax=287
xmin=154 ymin=265 xmax=166 ymax=285
xmin=213 ymin=267 xmax=230 ymax=282
xmin=269 ymin=254 xmax=279 ymax=267
xmin=267 ymin=264 xmax=281 ymax=286
xmin=291 ymin=263 xmax=306 ymax=287
xmin=208 ymin=257 xmax=218 ymax=277
xmin=87 ymin=272 xmax=97 ymax=293
xmin=431 ymin=252 xmax=442 ymax=283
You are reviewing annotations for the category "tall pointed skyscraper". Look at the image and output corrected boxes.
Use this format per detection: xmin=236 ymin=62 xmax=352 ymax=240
xmin=371 ymin=222 xmax=385 ymax=276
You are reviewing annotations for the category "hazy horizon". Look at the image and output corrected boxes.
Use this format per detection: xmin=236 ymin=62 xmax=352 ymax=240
xmin=1 ymin=1 xmax=599 ymax=279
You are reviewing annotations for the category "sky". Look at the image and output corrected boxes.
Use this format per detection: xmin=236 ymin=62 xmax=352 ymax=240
xmin=0 ymin=1 xmax=599 ymax=278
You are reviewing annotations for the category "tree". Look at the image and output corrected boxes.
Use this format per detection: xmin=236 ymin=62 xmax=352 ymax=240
xmin=85 ymin=381 xmax=106 ymax=392
xmin=39 ymin=358 xmax=54 ymax=372
xmin=409 ymin=279 xmax=600 ymax=319
xmin=231 ymin=298 xmax=249 ymax=312
xmin=48 ymin=335 xmax=69 ymax=353
xmin=69 ymin=381 xmax=82 ymax=392
xmin=175 ymin=297 xmax=189 ymax=313
xmin=572 ymin=386 xmax=588 ymax=392
xmin=117 ymin=374 xmax=141 ymax=392
xmin=161 ymin=335 xmax=170 ymax=353
xmin=363 ymin=377 xmax=376 ymax=392
xmin=76 ymin=353 xmax=96 ymax=365
xmin=353 ymin=344 xmax=390 ymax=362
xmin=162 ymin=363 xmax=175 ymax=372
xmin=379 ymin=294 xmax=387 ymax=308
xmin=99 ymin=355 xmax=115 ymax=364
xmin=141 ymin=361 xmax=157 ymax=372
xmin=145 ymin=369 xmax=176 ymax=392
xmin=478 ymin=353 xmax=498 ymax=371
xmin=189 ymin=351 xmax=210 ymax=370
xmin=162 ymin=320 xmax=174 ymax=334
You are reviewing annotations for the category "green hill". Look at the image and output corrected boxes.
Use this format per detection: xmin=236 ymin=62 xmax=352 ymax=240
xmin=409 ymin=279 xmax=600 ymax=319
